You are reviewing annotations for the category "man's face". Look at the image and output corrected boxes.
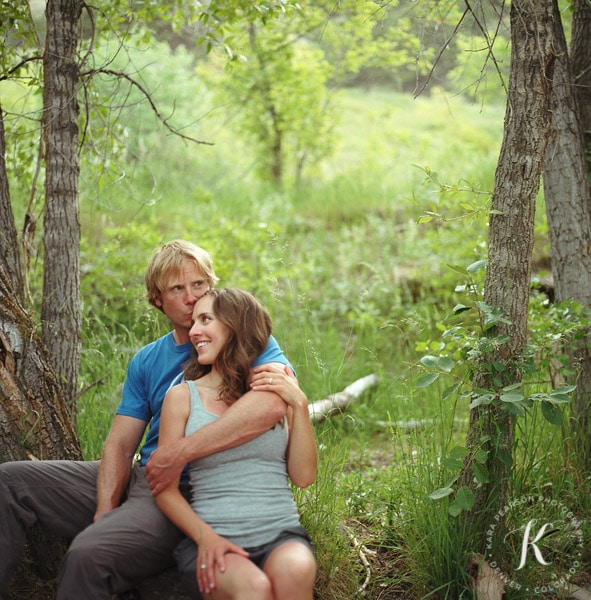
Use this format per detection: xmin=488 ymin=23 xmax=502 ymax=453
xmin=154 ymin=260 xmax=211 ymax=336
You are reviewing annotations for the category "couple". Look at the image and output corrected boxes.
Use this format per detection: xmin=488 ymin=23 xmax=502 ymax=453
xmin=0 ymin=240 xmax=317 ymax=599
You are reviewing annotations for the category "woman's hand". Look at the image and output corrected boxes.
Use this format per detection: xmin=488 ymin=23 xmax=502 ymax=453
xmin=196 ymin=526 xmax=249 ymax=594
xmin=250 ymin=365 xmax=308 ymax=410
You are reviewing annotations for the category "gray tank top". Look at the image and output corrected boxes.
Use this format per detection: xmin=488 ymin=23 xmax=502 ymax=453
xmin=185 ymin=380 xmax=302 ymax=548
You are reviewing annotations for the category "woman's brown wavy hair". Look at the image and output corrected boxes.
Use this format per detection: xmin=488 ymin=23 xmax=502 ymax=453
xmin=183 ymin=288 xmax=272 ymax=404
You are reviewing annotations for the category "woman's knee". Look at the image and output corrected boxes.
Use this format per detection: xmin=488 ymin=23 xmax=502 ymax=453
xmin=243 ymin=570 xmax=273 ymax=598
xmin=216 ymin=561 xmax=272 ymax=600
xmin=264 ymin=543 xmax=316 ymax=588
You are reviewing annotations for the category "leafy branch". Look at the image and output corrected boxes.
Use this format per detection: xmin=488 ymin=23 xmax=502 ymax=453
xmin=414 ymin=260 xmax=583 ymax=516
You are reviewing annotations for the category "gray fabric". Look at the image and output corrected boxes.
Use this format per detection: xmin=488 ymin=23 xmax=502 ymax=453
xmin=185 ymin=380 xmax=302 ymax=548
xmin=0 ymin=460 xmax=186 ymax=599
xmin=174 ymin=537 xmax=204 ymax=599
xmin=0 ymin=460 xmax=99 ymax=598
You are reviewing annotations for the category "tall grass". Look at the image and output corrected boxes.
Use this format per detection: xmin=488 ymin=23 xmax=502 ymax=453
xmin=65 ymin=42 xmax=591 ymax=598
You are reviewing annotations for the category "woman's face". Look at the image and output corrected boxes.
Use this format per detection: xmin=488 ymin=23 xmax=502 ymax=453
xmin=189 ymin=294 xmax=229 ymax=365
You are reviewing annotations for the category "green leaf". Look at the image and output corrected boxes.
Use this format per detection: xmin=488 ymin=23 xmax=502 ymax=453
xmin=552 ymin=385 xmax=576 ymax=395
xmin=455 ymin=486 xmax=475 ymax=510
xmin=447 ymin=264 xmax=469 ymax=276
xmin=497 ymin=448 xmax=513 ymax=467
xmin=420 ymin=355 xmax=439 ymax=369
xmin=470 ymin=393 xmax=494 ymax=408
xmin=449 ymin=445 xmax=469 ymax=459
xmin=475 ymin=300 xmax=492 ymax=314
xmin=452 ymin=304 xmax=471 ymax=315
xmin=442 ymin=384 xmax=460 ymax=400
xmin=549 ymin=393 xmax=571 ymax=404
xmin=474 ymin=448 xmax=488 ymax=464
xmin=549 ymin=386 xmax=574 ymax=403
xmin=500 ymin=392 xmax=525 ymax=403
xmin=417 ymin=215 xmax=435 ymax=224
xmin=502 ymin=382 xmax=522 ymax=392
xmin=417 ymin=216 xmax=433 ymax=225
xmin=472 ymin=462 xmax=489 ymax=484
xmin=429 ymin=486 xmax=454 ymax=500
xmin=442 ymin=457 xmax=463 ymax=471
xmin=541 ymin=401 xmax=562 ymax=426
xmin=415 ymin=372 xmax=439 ymax=388
xmin=448 ymin=486 xmax=475 ymax=516
xmin=438 ymin=356 xmax=455 ymax=373
xmin=502 ymin=402 xmax=526 ymax=417
xmin=467 ymin=260 xmax=487 ymax=273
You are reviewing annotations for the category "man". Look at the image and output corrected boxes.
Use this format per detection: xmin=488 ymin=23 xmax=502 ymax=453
xmin=0 ymin=240 xmax=289 ymax=600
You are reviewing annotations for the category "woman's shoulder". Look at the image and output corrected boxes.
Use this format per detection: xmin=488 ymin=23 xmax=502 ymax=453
xmin=163 ymin=381 xmax=192 ymax=413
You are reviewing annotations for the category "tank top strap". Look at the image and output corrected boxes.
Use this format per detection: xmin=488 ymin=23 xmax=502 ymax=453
xmin=185 ymin=379 xmax=204 ymax=411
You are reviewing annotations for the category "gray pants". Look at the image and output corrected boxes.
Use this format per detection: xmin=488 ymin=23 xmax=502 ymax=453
xmin=0 ymin=460 xmax=199 ymax=599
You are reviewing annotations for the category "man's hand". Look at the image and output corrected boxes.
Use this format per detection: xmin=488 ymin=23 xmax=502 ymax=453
xmin=146 ymin=440 xmax=186 ymax=496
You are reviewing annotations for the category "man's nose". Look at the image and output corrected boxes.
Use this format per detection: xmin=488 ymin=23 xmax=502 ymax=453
xmin=184 ymin=288 xmax=199 ymax=303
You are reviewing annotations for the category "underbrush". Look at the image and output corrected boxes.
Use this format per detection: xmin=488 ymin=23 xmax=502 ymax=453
xmin=72 ymin=86 xmax=591 ymax=598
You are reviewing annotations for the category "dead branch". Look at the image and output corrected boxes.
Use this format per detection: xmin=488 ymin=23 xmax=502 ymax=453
xmin=342 ymin=524 xmax=376 ymax=597
xmin=80 ymin=67 xmax=214 ymax=146
xmin=308 ymin=374 xmax=379 ymax=423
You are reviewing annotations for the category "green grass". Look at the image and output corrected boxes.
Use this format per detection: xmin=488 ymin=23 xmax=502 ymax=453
xmin=3 ymin=25 xmax=589 ymax=599
xmin=42 ymin=65 xmax=588 ymax=597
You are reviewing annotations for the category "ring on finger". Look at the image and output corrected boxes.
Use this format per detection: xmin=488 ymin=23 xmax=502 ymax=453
xmin=269 ymin=377 xmax=273 ymax=384
xmin=200 ymin=564 xmax=207 ymax=570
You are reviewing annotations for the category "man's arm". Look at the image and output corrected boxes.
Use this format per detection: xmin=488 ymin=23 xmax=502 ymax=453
xmin=146 ymin=366 xmax=288 ymax=496
xmin=95 ymin=415 xmax=147 ymax=521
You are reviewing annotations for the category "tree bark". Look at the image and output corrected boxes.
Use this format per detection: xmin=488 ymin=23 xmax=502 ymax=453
xmin=0 ymin=107 xmax=24 ymax=304
xmin=41 ymin=0 xmax=83 ymax=412
xmin=10 ymin=1 xmax=85 ymax=586
xmin=571 ymin=0 xmax=591 ymax=156
xmin=543 ymin=1 xmax=591 ymax=470
xmin=461 ymin=0 xmax=556 ymax=536
xmin=0 ymin=262 xmax=82 ymax=462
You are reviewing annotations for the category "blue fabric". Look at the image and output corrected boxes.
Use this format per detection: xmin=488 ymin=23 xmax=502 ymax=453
xmin=116 ymin=334 xmax=289 ymax=465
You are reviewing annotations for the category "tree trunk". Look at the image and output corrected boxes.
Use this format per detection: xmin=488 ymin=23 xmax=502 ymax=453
xmin=0 ymin=107 xmax=24 ymax=304
xmin=461 ymin=0 xmax=556 ymax=538
xmin=571 ymin=0 xmax=591 ymax=163
xmin=41 ymin=0 xmax=83 ymax=412
xmin=2 ymin=3 xmax=86 ymax=591
xmin=543 ymin=2 xmax=591 ymax=470
xmin=248 ymin=23 xmax=284 ymax=186
xmin=0 ymin=261 xmax=82 ymax=462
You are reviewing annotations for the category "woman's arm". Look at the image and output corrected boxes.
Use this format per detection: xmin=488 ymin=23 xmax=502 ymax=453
xmin=250 ymin=366 xmax=318 ymax=488
xmin=147 ymin=388 xmax=286 ymax=496
xmin=155 ymin=385 xmax=248 ymax=594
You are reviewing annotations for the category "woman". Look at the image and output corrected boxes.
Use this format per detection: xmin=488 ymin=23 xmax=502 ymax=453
xmin=156 ymin=288 xmax=317 ymax=599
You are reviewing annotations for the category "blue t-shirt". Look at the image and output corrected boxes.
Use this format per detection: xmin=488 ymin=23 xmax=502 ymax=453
xmin=116 ymin=333 xmax=289 ymax=465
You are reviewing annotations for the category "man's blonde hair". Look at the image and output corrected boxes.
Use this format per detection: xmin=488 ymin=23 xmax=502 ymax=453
xmin=145 ymin=240 xmax=219 ymax=310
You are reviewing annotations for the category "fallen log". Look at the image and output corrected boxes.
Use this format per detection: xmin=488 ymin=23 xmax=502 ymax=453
xmin=308 ymin=374 xmax=379 ymax=423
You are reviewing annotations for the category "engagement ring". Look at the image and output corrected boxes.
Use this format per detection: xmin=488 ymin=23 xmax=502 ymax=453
xmin=200 ymin=564 xmax=207 ymax=570
xmin=269 ymin=377 xmax=273 ymax=384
